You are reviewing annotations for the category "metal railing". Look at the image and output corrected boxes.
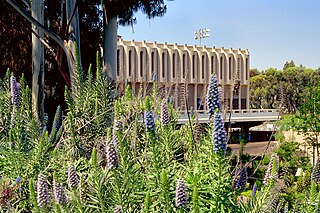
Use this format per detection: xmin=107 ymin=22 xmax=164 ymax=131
xmin=178 ymin=109 xmax=279 ymax=115
xmin=177 ymin=109 xmax=280 ymax=124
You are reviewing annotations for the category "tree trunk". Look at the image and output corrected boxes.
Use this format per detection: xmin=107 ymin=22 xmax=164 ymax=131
xmin=103 ymin=17 xmax=117 ymax=85
xmin=31 ymin=0 xmax=44 ymax=121
xmin=66 ymin=0 xmax=82 ymax=92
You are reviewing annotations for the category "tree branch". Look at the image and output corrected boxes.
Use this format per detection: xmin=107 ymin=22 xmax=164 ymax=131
xmin=6 ymin=0 xmax=74 ymax=83
xmin=21 ymin=0 xmax=30 ymax=8
xmin=65 ymin=0 xmax=79 ymax=38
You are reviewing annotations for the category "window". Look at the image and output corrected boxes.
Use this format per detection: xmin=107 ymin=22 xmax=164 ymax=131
xmin=192 ymin=54 xmax=196 ymax=79
xmin=211 ymin=55 xmax=214 ymax=74
xmin=182 ymin=54 xmax=186 ymax=78
xmin=151 ymin=52 xmax=155 ymax=72
xmin=229 ymin=57 xmax=232 ymax=80
xmin=172 ymin=53 xmax=176 ymax=78
xmin=162 ymin=52 xmax=165 ymax=78
xmin=140 ymin=51 xmax=143 ymax=77
xmin=220 ymin=56 xmax=223 ymax=80
xmin=117 ymin=49 xmax=120 ymax=76
xmin=246 ymin=58 xmax=249 ymax=80
xmin=128 ymin=50 xmax=132 ymax=77
xmin=202 ymin=55 xmax=205 ymax=79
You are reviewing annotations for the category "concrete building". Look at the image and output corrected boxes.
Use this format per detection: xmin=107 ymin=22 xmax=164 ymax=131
xmin=116 ymin=39 xmax=250 ymax=111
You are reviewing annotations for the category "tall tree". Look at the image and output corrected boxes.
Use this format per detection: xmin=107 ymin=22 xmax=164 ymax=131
xmin=102 ymin=0 xmax=169 ymax=84
xmin=31 ymin=0 xmax=45 ymax=120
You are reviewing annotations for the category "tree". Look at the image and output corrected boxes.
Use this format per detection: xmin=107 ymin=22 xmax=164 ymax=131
xmin=249 ymin=68 xmax=260 ymax=77
xmin=31 ymin=0 xmax=45 ymax=120
xmin=293 ymin=85 xmax=320 ymax=166
xmin=283 ymin=60 xmax=296 ymax=70
xmin=0 ymin=2 xmax=32 ymax=79
xmin=102 ymin=0 xmax=169 ymax=84
xmin=5 ymin=0 xmax=86 ymax=120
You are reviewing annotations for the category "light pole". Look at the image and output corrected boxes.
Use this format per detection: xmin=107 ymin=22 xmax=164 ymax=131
xmin=194 ymin=28 xmax=210 ymax=46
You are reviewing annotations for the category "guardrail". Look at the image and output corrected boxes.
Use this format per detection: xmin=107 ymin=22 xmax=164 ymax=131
xmin=177 ymin=109 xmax=280 ymax=124
xmin=178 ymin=109 xmax=279 ymax=115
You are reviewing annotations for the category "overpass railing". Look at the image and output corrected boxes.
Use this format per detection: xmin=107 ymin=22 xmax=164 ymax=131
xmin=177 ymin=109 xmax=280 ymax=124
xmin=179 ymin=109 xmax=280 ymax=115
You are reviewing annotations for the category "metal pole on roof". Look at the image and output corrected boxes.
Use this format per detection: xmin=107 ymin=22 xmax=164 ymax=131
xmin=194 ymin=28 xmax=210 ymax=46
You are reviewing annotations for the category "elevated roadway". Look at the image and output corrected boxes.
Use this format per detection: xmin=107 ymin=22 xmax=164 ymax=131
xmin=177 ymin=109 xmax=280 ymax=125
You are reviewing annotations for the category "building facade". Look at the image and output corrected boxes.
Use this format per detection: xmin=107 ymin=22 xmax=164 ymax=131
xmin=116 ymin=39 xmax=250 ymax=111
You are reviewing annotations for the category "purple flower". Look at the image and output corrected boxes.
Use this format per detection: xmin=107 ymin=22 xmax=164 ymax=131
xmin=53 ymin=180 xmax=67 ymax=205
xmin=13 ymin=177 xmax=21 ymax=186
xmin=10 ymin=76 xmax=21 ymax=107
xmin=175 ymin=178 xmax=187 ymax=208
xmin=161 ymin=101 xmax=170 ymax=126
xmin=68 ymin=166 xmax=79 ymax=189
xmin=263 ymin=154 xmax=279 ymax=185
xmin=114 ymin=205 xmax=123 ymax=213
xmin=212 ymin=110 xmax=227 ymax=153
xmin=144 ymin=110 xmax=155 ymax=131
xmin=251 ymin=183 xmax=258 ymax=197
xmin=37 ymin=174 xmax=49 ymax=207
xmin=106 ymin=137 xmax=120 ymax=170
xmin=235 ymin=167 xmax=247 ymax=191
xmin=206 ymin=74 xmax=221 ymax=117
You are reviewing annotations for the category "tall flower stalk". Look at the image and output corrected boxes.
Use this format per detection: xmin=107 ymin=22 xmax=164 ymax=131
xmin=263 ymin=154 xmax=279 ymax=185
xmin=206 ymin=74 xmax=221 ymax=118
xmin=53 ymin=180 xmax=67 ymax=205
xmin=212 ymin=110 xmax=227 ymax=153
xmin=235 ymin=167 xmax=247 ymax=191
xmin=37 ymin=174 xmax=49 ymax=208
xmin=175 ymin=178 xmax=187 ymax=208
xmin=161 ymin=100 xmax=170 ymax=126
xmin=106 ymin=129 xmax=120 ymax=170
xmin=10 ymin=76 xmax=21 ymax=108
xmin=68 ymin=166 xmax=79 ymax=189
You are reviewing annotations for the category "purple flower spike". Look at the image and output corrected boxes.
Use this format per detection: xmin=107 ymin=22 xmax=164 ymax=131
xmin=106 ymin=137 xmax=120 ymax=170
xmin=13 ymin=177 xmax=21 ymax=186
xmin=114 ymin=205 xmax=123 ymax=213
xmin=175 ymin=178 xmax=187 ymax=208
xmin=53 ymin=181 xmax=67 ymax=205
xmin=10 ymin=76 xmax=21 ymax=107
xmin=37 ymin=174 xmax=49 ymax=207
xmin=251 ymin=183 xmax=258 ymax=197
xmin=144 ymin=110 xmax=155 ymax=131
xmin=235 ymin=167 xmax=247 ymax=191
xmin=161 ymin=101 xmax=170 ymax=126
xmin=68 ymin=166 xmax=79 ymax=189
xmin=206 ymin=74 xmax=221 ymax=117
xmin=212 ymin=110 xmax=227 ymax=153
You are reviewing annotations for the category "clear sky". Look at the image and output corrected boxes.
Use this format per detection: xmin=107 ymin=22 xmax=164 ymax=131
xmin=118 ymin=0 xmax=320 ymax=71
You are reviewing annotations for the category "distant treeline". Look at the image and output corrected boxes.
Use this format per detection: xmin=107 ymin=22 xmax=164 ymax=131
xmin=249 ymin=62 xmax=320 ymax=113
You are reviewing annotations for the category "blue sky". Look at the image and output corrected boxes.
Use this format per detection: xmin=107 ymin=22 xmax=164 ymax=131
xmin=118 ymin=0 xmax=320 ymax=71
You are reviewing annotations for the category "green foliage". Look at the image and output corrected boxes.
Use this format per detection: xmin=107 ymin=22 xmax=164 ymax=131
xmin=250 ymin=67 xmax=320 ymax=112
xmin=1 ymin=66 xmax=319 ymax=212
